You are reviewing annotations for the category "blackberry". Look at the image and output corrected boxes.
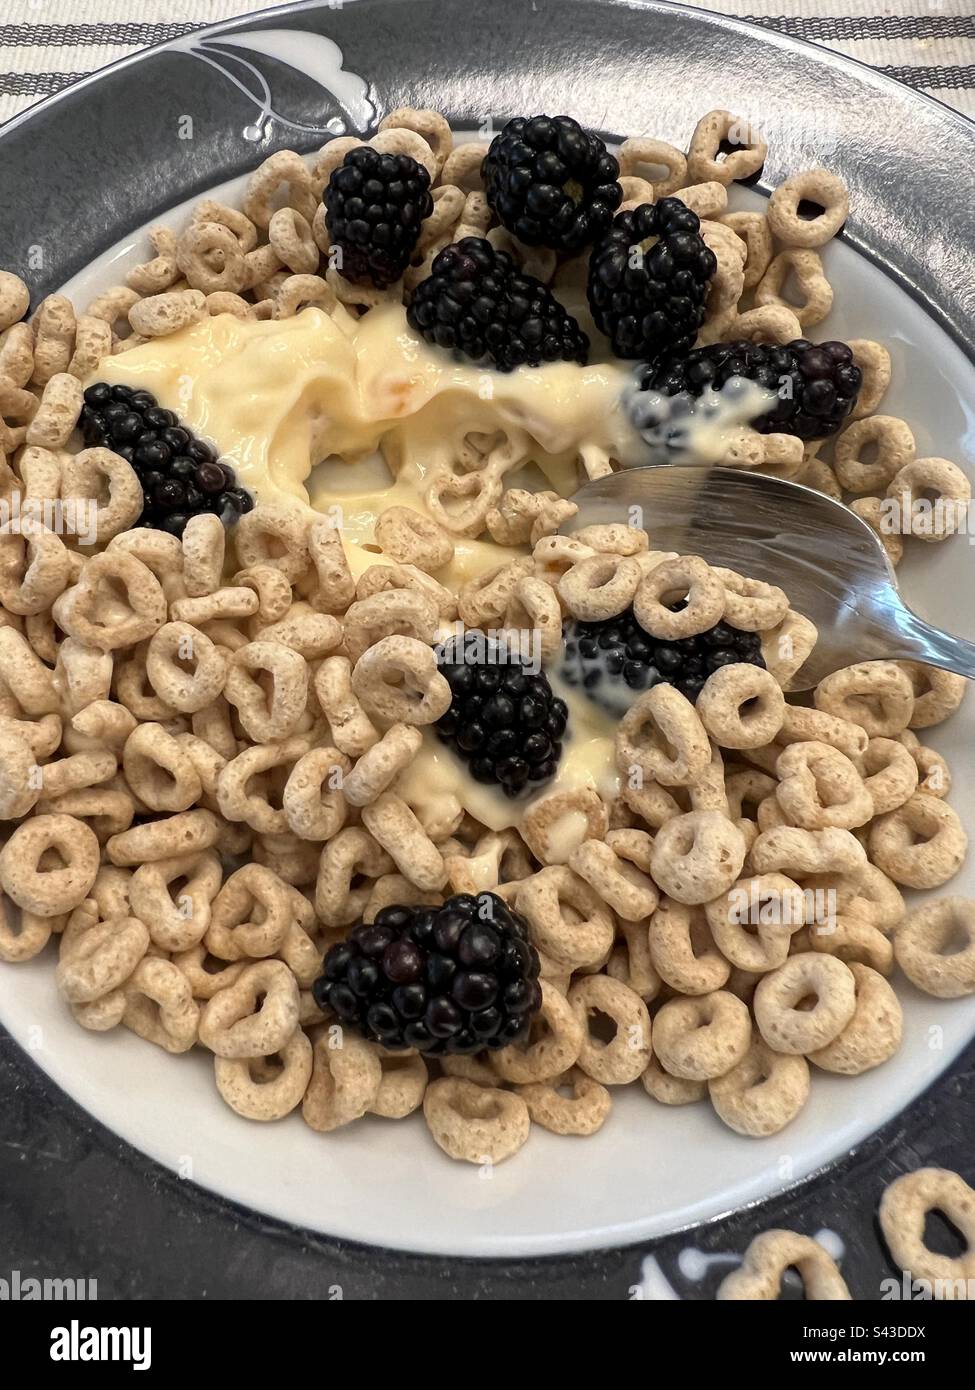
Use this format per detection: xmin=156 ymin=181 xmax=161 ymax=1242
xmin=481 ymin=114 xmax=622 ymax=253
xmin=407 ymin=237 xmax=588 ymax=372
xmin=636 ymin=338 xmax=862 ymax=443
xmin=312 ymin=894 xmax=542 ymax=1054
xmin=78 ymin=382 xmax=252 ymax=537
xmin=323 ymin=145 xmax=432 ymax=288
xmin=561 ymin=605 xmax=766 ymax=710
xmin=435 ymin=635 xmax=568 ymax=797
xmin=587 ymin=198 xmax=717 ymax=360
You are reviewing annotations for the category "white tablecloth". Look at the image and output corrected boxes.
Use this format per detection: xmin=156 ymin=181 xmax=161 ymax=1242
xmin=2 ymin=0 xmax=973 ymax=128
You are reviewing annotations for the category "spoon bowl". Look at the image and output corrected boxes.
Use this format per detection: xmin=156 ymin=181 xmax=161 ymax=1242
xmin=565 ymin=465 xmax=975 ymax=689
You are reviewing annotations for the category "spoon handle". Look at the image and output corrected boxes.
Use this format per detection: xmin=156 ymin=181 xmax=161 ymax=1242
xmin=873 ymin=592 xmax=975 ymax=680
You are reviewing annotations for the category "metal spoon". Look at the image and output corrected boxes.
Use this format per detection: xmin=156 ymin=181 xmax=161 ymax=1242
xmin=564 ymin=464 xmax=975 ymax=690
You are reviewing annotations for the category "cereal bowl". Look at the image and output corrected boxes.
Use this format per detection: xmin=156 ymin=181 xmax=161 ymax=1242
xmin=0 ymin=0 xmax=974 ymax=1263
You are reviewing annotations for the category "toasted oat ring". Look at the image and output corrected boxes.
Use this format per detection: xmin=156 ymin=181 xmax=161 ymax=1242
xmin=122 ymin=722 xmax=203 ymax=812
xmin=815 ymin=661 xmax=914 ymax=738
xmin=374 ymin=505 xmax=454 ymax=572
xmin=879 ymin=1169 xmax=975 ymax=1294
xmin=849 ymin=338 xmax=891 ymax=418
xmin=697 ymin=664 xmax=785 ymax=749
xmin=173 ymin=942 xmax=247 ymax=1000
xmin=457 ymin=557 xmax=533 ymax=629
xmin=366 ymin=1047 xmax=428 ymax=1119
xmin=0 ymin=724 xmax=40 ymax=820
xmin=648 ymin=897 xmax=730 ymax=993
xmin=709 ymin=568 xmax=788 ymax=632
xmin=1 ymin=814 xmax=100 ymax=917
xmin=633 ymin=556 xmax=725 ymax=638
xmin=176 ymin=220 xmax=247 ymax=294
xmin=235 ymin=504 xmax=311 ymax=584
xmin=59 ymin=446 xmax=143 ymax=544
xmin=343 ymin=590 xmax=439 ymax=664
xmin=360 ymin=792 xmax=446 ymax=892
xmin=568 ymin=838 xmax=658 ymax=922
xmin=301 ymin=1030 xmax=382 ymax=1132
xmin=721 ymin=211 xmax=774 ymax=290
xmin=106 ymin=808 xmax=222 ymax=867
xmin=750 ymin=825 xmax=866 ymax=909
xmin=616 ymin=683 xmax=711 ymax=788
xmin=233 ymin=564 xmax=292 ymax=624
xmin=754 ymin=952 xmax=857 ymax=1054
xmin=761 ymin=609 xmax=819 ymax=690
xmin=315 ymin=827 xmax=393 ymax=926
xmin=281 ymin=745 xmax=351 ymax=840
xmin=254 ymin=603 xmax=343 ymax=657
xmin=122 ymin=956 xmax=199 ymax=1053
xmin=342 ymin=724 xmax=421 ymax=808
xmin=517 ymin=1067 xmax=611 ymax=1136
xmin=215 ymin=1028 xmax=312 ymax=1121
xmin=128 ymin=851 xmax=221 ymax=952
xmin=127 ymin=288 xmax=206 ymax=337
xmin=205 ymin=862 xmax=307 ymax=961
xmin=860 ymin=737 xmax=918 ymax=814
xmin=653 ymin=991 xmax=751 ymax=1082
xmin=243 ymin=149 xmax=317 ymax=227
xmin=307 ymin=519 xmax=357 ymax=613
xmin=774 ymin=740 xmax=873 ymax=831
xmin=651 ymin=811 xmax=747 ymax=905
xmin=869 ymin=793 xmax=966 ymax=889
xmin=894 ymin=897 xmax=975 ymax=998
xmin=273 ymin=273 xmax=337 ymax=319
xmin=0 ymin=901 xmax=58 ymax=963
xmin=491 ymin=980 xmax=583 ymax=1085
xmin=704 ymin=874 xmax=808 ymax=973
xmin=314 ymin=656 xmax=379 ymax=758
xmin=504 ymin=576 xmax=563 ymax=664
xmin=607 ymin=918 xmax=661 ymax=1001
xmin=708 ymin=1037 xmax=810 ymax=1136
xmin=806 ymin=962 xmax=902 ymax=1074
xmin=767 ymin=169 xmax=849 ymax=248
xmin=425 ymin=466 xmax=505 ymax=538
xmin=24 ymin=371 xmax=82 ymax=450
xmin=145 ymin=621 xmax=229 ymax=713
xmin=754 ymin=249 xmax=832 ymax=327
xmin=778 ymin=705 xmax=869 ymax=761
xmin=515 ymin=865 xmax=614 ymax=971
xmin=225 ymin=640 xmax=309 ymax=742
xmin=215 ymin=737 xmax=310 ymax=835
xmin=266 ymin=206 xmax=319 ymax=275
xmin=886 ymin=457 xmax=972 ymax=543
xmin=351 ymin=635 xmax=451 ymax=726
xmin=198 ymin=959 xmax=299 ymax=1059
xmin=618 ymin=135 xmax=687 ymax=196
xmin=687 ymin=109 xmax=766 ymax=185
xmin=833 ymin=415 xmax=915 ymax=494
xmin=423 ymin=1077 xmax=530 ymax=1164
xmin=440 ymin=141 xmax=488 ymax=191
xmin=568 ymin=974 xmax=652 ymax=1085
xmin=558 ymin=552 xmax=643 ymax=622
xmin=0 ymin=270 xmax=29 ymax=331
xmin=53 ymin=549 xmax=166 ymax=652
xmin=899 ymin=663 xmax=966 ymax=730
xmin=55 ymin=914 xmax=149 ymax=1005
xmin=718 ymin=1230 xmax=851 ymax=1301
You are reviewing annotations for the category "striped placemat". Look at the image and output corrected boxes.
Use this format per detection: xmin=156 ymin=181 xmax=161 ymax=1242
xmin=1 ymin=0 xmax=973 ymax=127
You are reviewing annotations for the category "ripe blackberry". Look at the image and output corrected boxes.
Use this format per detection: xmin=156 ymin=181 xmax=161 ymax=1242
xmin=560 ymin=606 xmax=766 ymax=710
xmin=481 ymin=114 xmax=622 ymax=253
xmin=313 ymin=894 xmax=542 ymax=1055
xmin=587 ymin=198 xmax=717 ymax=360
xmin=407 ymin=237 xmax=589 ymax=371
xmin=323 ymin=145 xmax=432 ymax=288
xmin=637 ymin=338 xmax=862 ymax=443
xmin=435 ymin=636 xmax=569 ymax=797
xmin=79 ymin=382 xmax=252 ymax=537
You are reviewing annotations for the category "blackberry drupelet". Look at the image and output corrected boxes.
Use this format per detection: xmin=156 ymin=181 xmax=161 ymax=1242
xmin=323 ymin=145 xmax=433 ymax=288
xmin=640 ymin=338 xmax=862 ymax=441
xmin=79 ymin=382 xmax=252 ymax=538
xmin=406 ymin=236 xmax=589 ymax=372
xmin=435 ymin=637 xmax=569 ymax=797
xmin=312 ymin=894 xmax=543 ymax=1055
xmin=561 ymin=605 xmax=766 ymax=710
xmin=587 ymin=198 xmax=717 ymax=360
xmin=481 ymin=114 xmax=622 ymax=253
